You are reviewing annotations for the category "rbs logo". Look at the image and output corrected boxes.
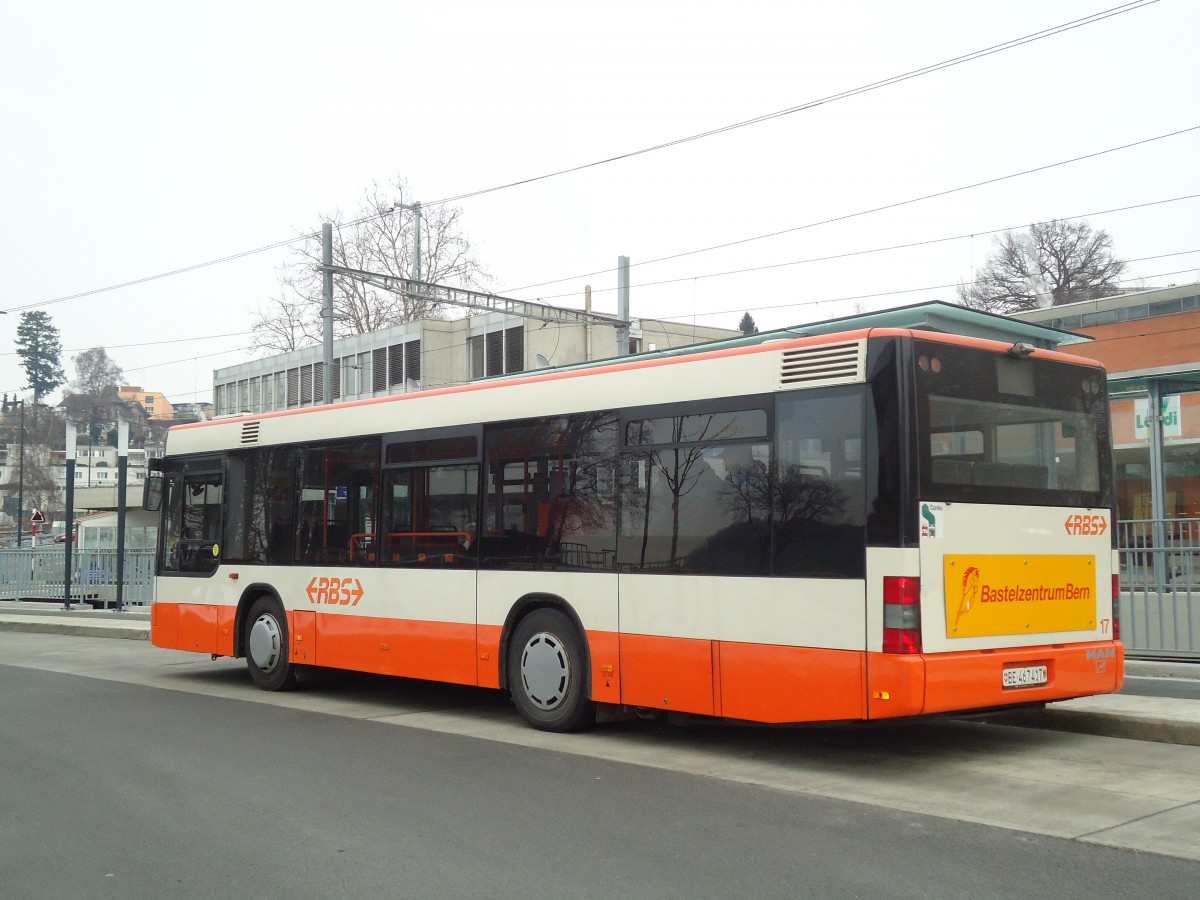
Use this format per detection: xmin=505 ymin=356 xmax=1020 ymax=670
xmin=306 ymin=576 xmax=364 ymax=606
xmin=1064 ymin=514 xmax=1107 ymax=536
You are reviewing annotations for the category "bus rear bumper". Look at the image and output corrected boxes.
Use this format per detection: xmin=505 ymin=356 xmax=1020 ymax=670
xmin=867 ymin=640 xmax=1124 ymax=719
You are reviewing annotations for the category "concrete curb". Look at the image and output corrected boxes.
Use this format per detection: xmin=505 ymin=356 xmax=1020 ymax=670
xmin=0 ymin=618 xmax=149 ymax=641
xmin=983 ymin=706 xmax=1200 ymax=747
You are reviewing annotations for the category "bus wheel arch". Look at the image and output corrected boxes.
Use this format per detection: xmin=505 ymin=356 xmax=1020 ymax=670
xmin=502 ymin=597 xmax=594 ymax=732
xmin=242 ymin=592 xmax=298 ymax=692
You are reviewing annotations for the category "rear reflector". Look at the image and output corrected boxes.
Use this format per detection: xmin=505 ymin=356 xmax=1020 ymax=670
xmin=883 ymin=576 xmax=922 ymax=654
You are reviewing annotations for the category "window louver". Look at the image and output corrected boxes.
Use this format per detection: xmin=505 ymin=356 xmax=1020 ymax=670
xmin=779 ymin=341 xmax=864 ymax=389
xmin=240 ymin=422 xmax=261 ymax=445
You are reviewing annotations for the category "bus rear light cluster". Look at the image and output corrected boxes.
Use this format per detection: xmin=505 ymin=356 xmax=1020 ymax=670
xmin=883 ymin=575 xmax=922 ymax=654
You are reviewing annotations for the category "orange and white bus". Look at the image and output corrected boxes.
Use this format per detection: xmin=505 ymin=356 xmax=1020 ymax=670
xmin=146 ymin=326 xmax=1123 ymax=731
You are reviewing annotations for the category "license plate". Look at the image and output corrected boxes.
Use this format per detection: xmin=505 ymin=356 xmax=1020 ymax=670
xmin=1002 ymin=665 xmax=1048 ymax=688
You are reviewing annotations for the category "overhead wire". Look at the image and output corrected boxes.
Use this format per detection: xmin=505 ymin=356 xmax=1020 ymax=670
xmin=0 ymin=0 xmax=1163 ymax=315
xmin=527 ymin=193 xmax=1200 ymax=301
xmin=503 ymin=127 xmax=1200 ymax=294
xmin=661 ymin=263 xmax=1200 ymax=322
xmin=430 ymin=1 xmax=1163 ymax=208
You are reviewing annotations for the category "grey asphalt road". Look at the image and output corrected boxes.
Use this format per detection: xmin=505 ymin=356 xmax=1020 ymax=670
xmin=2 ymin=659 xmax=1200 ymax=899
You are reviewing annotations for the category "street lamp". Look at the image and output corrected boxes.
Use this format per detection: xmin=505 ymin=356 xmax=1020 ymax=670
xmin=2 ymin=393 xmax=26 ymax=547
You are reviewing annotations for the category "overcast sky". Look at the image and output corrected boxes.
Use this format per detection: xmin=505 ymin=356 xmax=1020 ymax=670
xmin=2 ymin=0 xmax=1197 ymax=407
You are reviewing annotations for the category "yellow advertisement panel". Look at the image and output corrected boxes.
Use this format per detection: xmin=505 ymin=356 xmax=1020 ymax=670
xmin=943 ymin=555 xmax=1097 ymax=638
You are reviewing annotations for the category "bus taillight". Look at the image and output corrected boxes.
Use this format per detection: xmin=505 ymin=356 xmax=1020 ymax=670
xmin=1111 ymin=574 xmax=1121 ymax=641
xmin=883 ymin=576 xmax=922 ymax=654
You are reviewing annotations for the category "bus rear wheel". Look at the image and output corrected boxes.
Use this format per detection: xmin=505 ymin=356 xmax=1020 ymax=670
xmin=508 ymin=608 xmax=594 ymax=732
xmin=245 ymin=596 xmax=297 ymax=691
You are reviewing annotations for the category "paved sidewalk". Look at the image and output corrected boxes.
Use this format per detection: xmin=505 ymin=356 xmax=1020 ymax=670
xmin=1 ymin=600 xmax=1196 ymax=745
xmin=0 ymin=600 xmax=150 ymax=640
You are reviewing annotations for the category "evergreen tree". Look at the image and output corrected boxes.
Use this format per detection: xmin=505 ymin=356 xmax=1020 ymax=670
xmin=738 ymin=312 xmax=759 ymax=336
xmin=15 ymin=311 xmax=65 ymax=415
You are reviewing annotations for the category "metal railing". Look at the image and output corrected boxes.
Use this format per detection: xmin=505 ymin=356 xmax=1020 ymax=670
xmin=1117 ymin=518 xmax=1200 ymax=659
xmin=0 ymin=548 xmax=156 ymax=606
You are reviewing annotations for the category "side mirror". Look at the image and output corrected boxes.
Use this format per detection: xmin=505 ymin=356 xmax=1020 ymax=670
xmin=143 ymin=471 xmax=164 ymax=511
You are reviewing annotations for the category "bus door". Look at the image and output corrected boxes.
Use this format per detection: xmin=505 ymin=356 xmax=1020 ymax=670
xmin=369 ymin=429 xmax=480 ymax=685
xmin=160 ymin=467 xmax=223 ymax=575
xmin=155 ymin=461 xmax=227 ymax=655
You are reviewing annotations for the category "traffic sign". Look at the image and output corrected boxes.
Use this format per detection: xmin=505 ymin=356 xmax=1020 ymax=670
xmin=30 ymin=508 xmax=45 ymax=525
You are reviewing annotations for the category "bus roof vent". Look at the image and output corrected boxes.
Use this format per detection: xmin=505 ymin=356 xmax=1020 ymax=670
xmin=779 ymin=340 xmax=865 ymax=390
xmin=240 ymin=421 xmax=261 ymax=445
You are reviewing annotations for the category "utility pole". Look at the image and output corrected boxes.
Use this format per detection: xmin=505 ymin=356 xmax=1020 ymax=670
xmin=412 ymin=202 xmax=422 ymax=284
xmin=393 ymin=200 xmax=424 ymax=298
xmin=63 ymin=420 xmax=76 ymax=610
xmin=617 ymin=256 xmax=631 ymax=357
xmin=585 ymin=285 xmax=593 ymax=361
xmin=322 ymin=221 xmax=334 ymax=405
xmin=114 ymin=413 xmax=129 ymax=612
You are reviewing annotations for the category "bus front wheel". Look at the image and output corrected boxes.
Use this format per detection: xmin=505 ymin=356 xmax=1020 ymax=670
xmin=245 ymin=597 xmax=298 ymax=691
xmin=508 ymin=608 xmax=594 ymax=732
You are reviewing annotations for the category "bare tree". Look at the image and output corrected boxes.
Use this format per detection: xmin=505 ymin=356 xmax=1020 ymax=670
xmin=252 ymin=175 xmax=490 ymax=353
xmin=69 ymin=347 xmax=124 ymax=398
xmin=957 ymin=219 xmax=1127 ymax=314
xmin=62 ymin=347 xmax=126 ymax=450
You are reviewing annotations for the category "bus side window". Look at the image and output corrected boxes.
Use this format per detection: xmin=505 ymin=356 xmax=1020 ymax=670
xmin=774 ymin=389 xmax=866 ymax=578
xmin=379 ymin=465 xmax=477 ymax=569
xmin=482 ymin=413 xmax=618 ymax=572
xmin=295 ymin=440 xmax=380 ymax=566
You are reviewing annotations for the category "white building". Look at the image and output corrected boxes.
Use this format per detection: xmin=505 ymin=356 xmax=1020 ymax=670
xmin=213 ymin=312 xmax=740 ymax=417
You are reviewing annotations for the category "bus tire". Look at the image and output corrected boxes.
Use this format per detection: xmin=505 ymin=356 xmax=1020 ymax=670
xmin=245 ymin=596 xmax=297 ymax=691
xmin=508 ymin=608 xmax=594 ymax=732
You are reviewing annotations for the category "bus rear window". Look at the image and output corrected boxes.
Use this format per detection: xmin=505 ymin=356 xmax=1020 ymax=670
xmin=914 ymin=341 xmax=1112 ymax=508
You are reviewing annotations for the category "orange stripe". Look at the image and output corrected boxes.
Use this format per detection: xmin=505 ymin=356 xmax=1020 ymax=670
xmin=718 ymin=642 xmax=865 ymax=723
xmin=866 ymin=653 xmax=926 ymax=719
xmin=289 ymin=610 xmax=316 ymax=664
xmin=176 ymin=603 xmax=220 ymax=654
xmin=619 ymin=633 xmax=715 ymax=716
xmin=477 ymin=624 xmax=502 ymax=688
xmin=151 ymin=602 xmax=1124 ymax=725
xmin=588 ymin=631 xmax=621 ymax=705
xmin=314 ymin=613 xmax=477 ymax=685
xmin=710 ymin=640 xmax=723 ymax=718
xmin=150 ymin=601 xmax=178 ymax=649
xmin=215 ymin=606 xmax=236 ymax=657
xmin=901 ymin=328 xmax=1106 ymax=368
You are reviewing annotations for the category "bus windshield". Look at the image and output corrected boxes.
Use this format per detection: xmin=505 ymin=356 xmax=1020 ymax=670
xmin=913 ymin=339 xmax=1113 ymax=509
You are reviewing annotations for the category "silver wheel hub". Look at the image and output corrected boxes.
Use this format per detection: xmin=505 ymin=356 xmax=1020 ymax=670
xmin=520 ymin=631 xmax=570 ymax=711
xmin=248 ymin=613 xmax=283 ymax=672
